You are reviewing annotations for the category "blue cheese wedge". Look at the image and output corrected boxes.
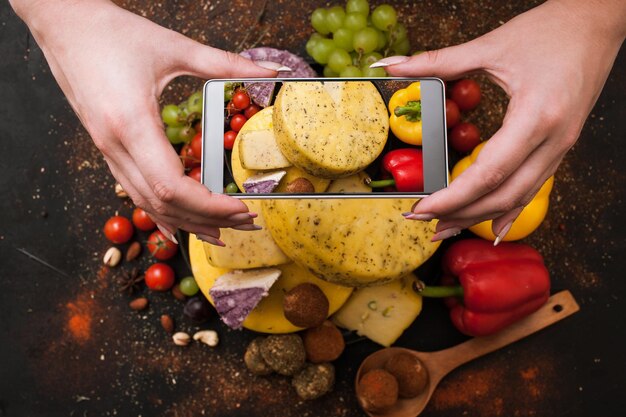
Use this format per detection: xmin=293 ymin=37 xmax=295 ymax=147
xmin=242 ymin=170 xmax=286 ymax=193
xmin=238 ymin=129 xmax=292 ymax=170
xmin=210 ymin=268 xmax=282 ymax=329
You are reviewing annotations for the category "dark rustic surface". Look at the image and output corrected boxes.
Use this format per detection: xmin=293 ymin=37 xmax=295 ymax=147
xmin=1 ymin=1 xmax=625 ymax=416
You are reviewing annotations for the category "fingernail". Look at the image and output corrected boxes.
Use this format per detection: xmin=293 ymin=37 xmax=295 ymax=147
xmin=196 ymin=234 xmax=226 ymax=247
xmin=157 ymin=224 xmax=179 ymax=244
xmin=403 ymin=212 xmax=435 ymax=221
xmin=431 ymin=227 xmax=462 ymax=242
xmin=231 ymin=224 xmax=263 ymax=231
xmin=228 ymin=212 xmax=258 ymax=222
xmin=254 ymin=61 xmax=292 ymax=72
xmin=493 ymin=221 xmax=513 ymax=246
xmin=370 ymin=55 xmax=410 ymax=68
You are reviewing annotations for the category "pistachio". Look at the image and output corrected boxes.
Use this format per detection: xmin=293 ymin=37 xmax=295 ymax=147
xmin=114 ymin=182 xmax=128 ymax=198
xmin=103 ymin=247 xmax=122 ymax=267
xmin=129 ymin=297 xmax=149 ymax=311
xmin=193 ymin=330 xmax=219 ymax=347
xmin=125 ymin=241 xmax=142 ymax=262
xmin=172 ymin=331 xmax=191 ymax=346
xmin=160 ymin=314 xmax=175 ymax=334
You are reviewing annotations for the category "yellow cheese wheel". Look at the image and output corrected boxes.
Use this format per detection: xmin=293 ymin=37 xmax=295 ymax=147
xmin=273 ymin=81 xmax=388 ymax=179
xmin=261 ymin=199 xmax=440 ymax=287
xmin=189 ymin=235 xmax=353 ymax=334
xmin=231 ymin=106 xmax=330 ymax=193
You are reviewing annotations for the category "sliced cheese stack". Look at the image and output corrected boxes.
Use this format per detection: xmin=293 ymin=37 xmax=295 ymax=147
xmin=273 ymin=81 xmax=389 ymax=179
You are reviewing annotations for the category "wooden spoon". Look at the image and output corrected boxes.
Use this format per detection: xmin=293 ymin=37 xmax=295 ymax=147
xmin=355 ymin=290 xmax=580 ymax=417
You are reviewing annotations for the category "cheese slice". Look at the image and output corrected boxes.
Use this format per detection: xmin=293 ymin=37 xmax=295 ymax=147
xmin=239 ymin=129 xmax=292 ymax=170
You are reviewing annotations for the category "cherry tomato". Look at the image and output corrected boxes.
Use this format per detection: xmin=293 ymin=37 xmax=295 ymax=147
xmin=146 ymin=230 xmax=179 ymax=260
xmin=193 ymin=120 xmax=202 ymax=132
xmin=190 ymin=131 xmax=202 ymax=160
xmin=226 ymin=101 xmax=241 ymax=117
xmin=445 ymin=99 xmax=461 ymax=129
xmin=132 ymin=207 xmax=157 ymax=232
xmin=449 ymin=122 xmax=481 ymax=153
xmin=230 ymin=114 xmax=247 ymax=132
xmin=179 ymin=143 xmax=200 ymax=169
xmin=145 ymin=263 xmax=175 ymax=291
xmin=451 ymin=79 xmax=481 ymax=111
xmin=188 ymin=166 xmax=202 ymax=182
xmin=244 ymin=103 xmax=261 ymax=119
xmin=103 ymin=215 xmax=134 ymax=244
xmin=224 ymin=130 xmax=237 ymax=150
xmin=232 ymin=90 xmax=251 ymax=110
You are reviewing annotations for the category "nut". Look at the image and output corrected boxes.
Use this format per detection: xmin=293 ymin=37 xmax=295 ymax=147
xmin=171 ymin=284 xmax=187 ymax=301
xmin=172 ymin=332 xmax=191 ymax=346
xmin=285 ymin=177 xmax=315 ymax=193
xmin=114 ymin=183 xmax=128 ymax=198
xmin=129 ymin=297 xmax=149 ymax=311
xmin=160 ymin=314 xmax=175 ymax=334
xmin=193 ymin=330 xmax=219 ymax=347
xmin=103 ymin=247 xmax=122 ymax=267
xmin=125 ymin=241 xmax=142 ymax=262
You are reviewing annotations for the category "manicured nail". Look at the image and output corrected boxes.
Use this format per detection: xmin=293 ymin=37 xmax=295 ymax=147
xmin=254 ymin=61 xmax=292 ymax=72
xmin=228 ymin=212 xmax=258 ymax=222
xmin=431 ymin=227 xmax=462 ymax=242
xmin=403 ymin=212 xmax=435 ymax=221
xmin=196 ymin=234 xmax=226 ymax=247
xmin=231 ymin=224 xmax=263 ymax=231
xmin=157 ymin=224 xmax=178 ymax=244
xmin=494 ymin=221 xmax=513 ymax=246
xmin=370 ymin=55 xmax=410 ymax=68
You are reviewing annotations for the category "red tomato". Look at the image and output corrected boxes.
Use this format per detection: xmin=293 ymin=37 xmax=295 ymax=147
xmin=146 ymin=230 xmax=179 ymax=260
xmin=226 ymin=101 xmax=241 ymax=117
xmin=103 ymin=215 xmax=133 ymax=244
xmin=451 ymin=79 xmax=481 ymax=111
xmin=188 ymin=166 xmax=202 ymax=182
xmin=449 ymin=122 xmax=481 ymax=153
xmin=232 ymin=90 xmax=251 ymax=110
xmin=145 ymin=263 xmax=175 ymax=291
xmin=132 ymin=208 xmax=157 ymax=232
xmin=224 ymin=130 xmax=237 ymax=150
xmin=445 ymin=99 xmax=461 ymax=129
xmin=179 ymin=143 xmax=200 ymax=169
xmin=190 ymin=131 xmax=202 ymax=160
xmin=244 ymin=104 xmax=261 ymax=119
xmin=230 ymin=114 xmax=247 ymax=132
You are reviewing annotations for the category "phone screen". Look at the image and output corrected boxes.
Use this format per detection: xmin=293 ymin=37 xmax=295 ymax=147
xmin=202 ymin=78 xmax=448 ymax=198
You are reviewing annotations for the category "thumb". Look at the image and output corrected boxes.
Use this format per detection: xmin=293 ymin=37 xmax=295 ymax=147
xmin=377 ymin=39 xmax=484 ymax=80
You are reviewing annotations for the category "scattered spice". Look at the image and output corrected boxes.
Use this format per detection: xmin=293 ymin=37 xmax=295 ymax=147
xmin=66 ymin=298 xmax=94 ymax=343
xmin=116 ymin=268 xmax=144 ymax=295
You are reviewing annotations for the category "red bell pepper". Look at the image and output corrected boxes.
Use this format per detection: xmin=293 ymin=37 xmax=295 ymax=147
xmin=367 ymin=148 xmax=423 ymax=192
xmin=415 ymin=239 xmax=551 ymax=337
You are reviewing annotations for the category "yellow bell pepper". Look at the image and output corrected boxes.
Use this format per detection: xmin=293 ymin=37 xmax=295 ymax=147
xmin=388 ymin=82 xmax=422 ymax=146
xmin=451 ymin=142 xmax=554 ymax=241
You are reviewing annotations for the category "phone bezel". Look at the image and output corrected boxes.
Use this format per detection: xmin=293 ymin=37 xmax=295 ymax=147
xmin=202 ymin=77 xmax=448 ymax=199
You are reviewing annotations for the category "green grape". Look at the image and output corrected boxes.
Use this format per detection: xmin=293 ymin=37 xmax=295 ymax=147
xmin=339 ymin=65 xmax=362 ymax=77
xmin=323 ymin=65 xmax=339 ymax=78
xmin=346 ymin=0 xmax=370 ymax=16
xmin=353 ymin=27 xmax=379 ymax=54
xmin=361 ymin=66 xmax=387 ymax=77
xmin=306 ymin=36 xmax=319 ymax=57
xmin=344 ymin=12 xmax=367 ymax=31
xmin=376 ymin=28 xmax=387 ymax=50
xmin=387 ymin=23 xmax=407 ymax=44
xmin=311 ymin=38 xmax=336 ymax=64
xmin=179 ymin=126 xmax=196 ymax=143
xmin=371 ymin=4 xmax=397 ymax=31
xmin=311 ymin=8 xmax=330 ymax=35
xmin=179 ymin=276 xmax=200 ymax=296
xmin=225 ymin=182 xmax=239 ymax=194
xmin=333 ymin=28 xmax=354 ymax=52
xmin=326 ymin=6 xmax=346 ymax=33
xmin=328 ymin=49 xmax=352 ymax=73
xmin=360 ymin=51 xmax=383 ymax=68
xmin=350 ymin=51 xmax=360 ymax=66
xmin=392 ymin=38 xmax=411 ymax=56
xmin=161 ymin=104 xmax=182 ymax=127
xmin=187 ymin=91 xmax=203 ymax=115
xmin=166 ymin=126 xmax=184 ymax=144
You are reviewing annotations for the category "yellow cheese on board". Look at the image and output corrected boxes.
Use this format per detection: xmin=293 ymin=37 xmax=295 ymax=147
xmin=326 ymin=172 xmax=372 ymax=193
xmin=189 ymin=235 xmax=353 ymax=334
xmin=332 ymin=274 xmax=423 ymax=347
xmin=261 ymin=198 xmax=440 ymax=286
xmin=231 ymin=106 xmax=330 ymax=193
xmin=205 ymin=199 xmax=290 ymax=269
xmin=238 ymin=129 xmax=292 ymax=170
xmin=272 ymin=81 xmax=388 ymax=179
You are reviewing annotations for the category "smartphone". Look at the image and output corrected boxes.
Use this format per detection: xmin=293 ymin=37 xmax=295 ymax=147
xmin=202 ymin=77 xmax=448 ymax=198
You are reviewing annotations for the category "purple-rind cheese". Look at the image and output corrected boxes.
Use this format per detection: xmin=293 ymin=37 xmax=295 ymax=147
xmin=211 ymin=288 xmax=267 ymax=329
xmin=242 ymin=170 xmax=286 ymax=194
xmin=240 ymin=48 xmax=318 ymax=107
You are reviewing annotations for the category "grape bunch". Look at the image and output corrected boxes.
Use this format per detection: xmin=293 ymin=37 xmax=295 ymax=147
xmin=306 ymin=0 xmax=410 ymax=77
xmin=161 ymin=91 xmax=203 ymax=145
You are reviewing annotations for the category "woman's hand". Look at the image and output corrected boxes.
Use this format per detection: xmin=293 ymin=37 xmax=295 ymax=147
xmin=13 ymin=0 xmax=285 ymax=245
xmin=377 ymin=0 xmax=625 ymax=242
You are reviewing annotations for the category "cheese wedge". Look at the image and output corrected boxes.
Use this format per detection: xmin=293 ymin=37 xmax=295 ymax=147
xmin=238 ymin=129 xmax=292 ymax=170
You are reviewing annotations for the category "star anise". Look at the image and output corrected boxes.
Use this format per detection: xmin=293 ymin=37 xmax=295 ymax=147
xmin=116 ymin=267 xmax=144 ymax=295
